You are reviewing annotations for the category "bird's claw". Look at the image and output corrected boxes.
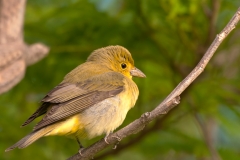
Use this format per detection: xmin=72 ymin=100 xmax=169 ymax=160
xmin=78 ymin=148 xmax=84 ymax=157
xmin=112 ymin=135 xmax=121 ymax=149
xmin=112 ymin=135 xmax=121 ymax=142
xmin=104 ymin=134 xmax=122 ymax=144
xmin=112 ymin=144 xmax=118 ymax=149
xmin=104 ymin=136 xmax=110 ymax=144
xmin=78 ymin=148 xmax=94 ymax=159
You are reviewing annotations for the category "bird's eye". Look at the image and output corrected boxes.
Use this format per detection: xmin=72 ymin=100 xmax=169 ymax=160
xmin=121 ymin=63 xmax=127 ymax=69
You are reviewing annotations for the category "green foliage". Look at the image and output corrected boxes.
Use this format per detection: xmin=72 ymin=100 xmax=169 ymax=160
xmin=1 ymin=0 xmax=240 ymax=159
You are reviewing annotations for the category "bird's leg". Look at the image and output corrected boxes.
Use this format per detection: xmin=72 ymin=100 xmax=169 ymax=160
xmin=76 ymin=137 xmax=84 ymax=156
xmin=104 ymin=132 xmax=112 ymax=144
xmin=104 ymin=132 xmax=122 ymax=150
xmin=76 ymin=137 xmax=94 ymax=159
xmin=76 ymin=138 xmax=84 ymax=149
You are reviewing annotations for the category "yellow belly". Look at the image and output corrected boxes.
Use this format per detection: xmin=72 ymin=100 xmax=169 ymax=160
xmin=45 ymin=115 xmax=83 ymax=137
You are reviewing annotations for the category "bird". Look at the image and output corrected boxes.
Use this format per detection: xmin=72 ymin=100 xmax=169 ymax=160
xmin=5 ymin=45 xmax=145 ymax=153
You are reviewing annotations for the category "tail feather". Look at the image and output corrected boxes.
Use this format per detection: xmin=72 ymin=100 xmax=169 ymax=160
xmin=5 ymin=125 xmax=55 ymax=152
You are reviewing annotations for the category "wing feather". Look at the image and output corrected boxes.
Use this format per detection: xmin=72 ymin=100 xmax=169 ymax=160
xmin=31 ymin=72 xmax=125 ymax=131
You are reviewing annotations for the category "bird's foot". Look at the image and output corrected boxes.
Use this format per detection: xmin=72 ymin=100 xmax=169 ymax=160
xmin=78 ymin=148 xmax=84 ymax=157
xmin=104 ymin=133 xmax=122 ymax=144
xmin=78 ymin=148 xmax=94 ymax=159
xmin=104 ymin=132 xmax=113 ymax=144
xmin=112 ymin=143 xmax=118 ymax=149
xmin=76 ymin=137 xmax=85 ymax=157
xmin=104 ymin=135 xmax=110 ymax=144
xmin=112 ymin=135 xmax=122 ymax=142
xmin=112 ymin=135 xmax=121 ymax=149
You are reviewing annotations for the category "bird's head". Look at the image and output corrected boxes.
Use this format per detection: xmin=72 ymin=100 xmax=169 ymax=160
xmin=87 ymin=45 xmax=146 ymax=79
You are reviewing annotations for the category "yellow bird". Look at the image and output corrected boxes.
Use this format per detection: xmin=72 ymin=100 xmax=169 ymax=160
xmin=5 ymin=45 xmax=145 ymax=152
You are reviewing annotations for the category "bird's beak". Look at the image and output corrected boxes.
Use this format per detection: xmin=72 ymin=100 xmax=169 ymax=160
xmin=130 ymin=67 xmax=146 ymax=78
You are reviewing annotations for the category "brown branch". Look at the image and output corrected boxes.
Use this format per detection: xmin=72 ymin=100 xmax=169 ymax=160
xmin=68 ymin=7 xmax=240 ymax=160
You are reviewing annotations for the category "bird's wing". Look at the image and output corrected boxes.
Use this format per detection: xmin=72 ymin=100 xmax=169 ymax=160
xmin=32 ymin=72 xmax=125 ymax=131
xmin=22 ymin=82 xmax=92 ymax=127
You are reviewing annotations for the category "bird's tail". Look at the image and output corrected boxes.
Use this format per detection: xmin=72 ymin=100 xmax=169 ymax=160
xmin=5 ymin=125 xmax=56 ymax=152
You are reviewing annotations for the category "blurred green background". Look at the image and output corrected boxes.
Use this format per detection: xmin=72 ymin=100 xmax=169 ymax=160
xmin=1 ymin=0 xmax=240 ymax=159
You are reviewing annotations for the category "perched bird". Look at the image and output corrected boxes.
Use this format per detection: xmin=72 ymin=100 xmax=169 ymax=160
xmin=5 ymin=45 xmax=145 ymax=152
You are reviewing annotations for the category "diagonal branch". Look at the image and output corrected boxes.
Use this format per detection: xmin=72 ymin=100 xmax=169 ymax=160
xmin=68 ymin=7 xmax=240 ymax=160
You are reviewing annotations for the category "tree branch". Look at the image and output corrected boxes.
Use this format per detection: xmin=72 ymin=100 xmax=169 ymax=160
xmin=68 ymin=7 xmax=240 ymax=160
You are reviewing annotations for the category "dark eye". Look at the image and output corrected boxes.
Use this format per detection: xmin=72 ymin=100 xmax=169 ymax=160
xmin=121 ymin=63 xmax=127 ymax=69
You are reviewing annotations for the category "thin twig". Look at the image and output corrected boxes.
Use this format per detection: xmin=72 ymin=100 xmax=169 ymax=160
xmin=68 ymin=7 xmax=240 ymax=160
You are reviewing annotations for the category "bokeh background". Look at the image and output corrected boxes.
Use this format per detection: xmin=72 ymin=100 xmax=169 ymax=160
xmin=1 ymin=0 xmax=240 ymax=159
